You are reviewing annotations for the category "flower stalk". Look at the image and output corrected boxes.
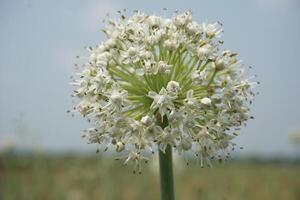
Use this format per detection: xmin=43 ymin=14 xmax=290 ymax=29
xmin=157 ymin=116 xmax=175 ymax=200
xmin=159 ymin=145 xmax=175 ymax=200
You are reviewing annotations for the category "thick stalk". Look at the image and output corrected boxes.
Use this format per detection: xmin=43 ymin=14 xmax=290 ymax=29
xmin=157 ymin=115 xmax=175 ymax=200
xmin=159 ymin=145 xmax=175 ymax=200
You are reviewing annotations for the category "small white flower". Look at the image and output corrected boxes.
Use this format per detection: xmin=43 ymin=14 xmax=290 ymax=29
xmin=141 ymin=115 xmax=152 ymax=126
xmin=105 ymin=38 xmax=117 ymax=48
xmin=144 ymin=60 xmax=158 ymax=74
xmin=96 ymin=52 xmax=111 ymax=67
xmin=107 ymin=87 xmax=128 ymax=111
xmin=164 ymin=39 xmax=179 ymax=50
xmin=148 ymin=88 xmax=176 ymax=118
xmin=156 ymin=127 xmax=177 ymax=153
xmin=147 ymin=15 xmax=162 ymax=27
xmin=186 ymin=21 xmax=201 ymax=34
xmin=197 ymin=44 xmax=213 ymax=59
xmin=184 ymin=90 xmax=197 ymax=107
xmin=157 ymin=61 xmax=172 ymax=74
xmin=202 ymin=22 xmax=222 ymax=38
xmin=166 ymin=81 xmax=180 ymax=96
xmin=122 ymin=46 xmax=144 ymax=64
xmin=147 ymin=29 xmax=165 ymax=45
xmin=140 ymin=50 xmax=154 ymax=60
xmin=192 ymin=70 xmax=206 ymax=84
xmin=200 ymin=97 xmax=211 ymax=106
xmin=173 ymin=10 xmax=192 ymax=27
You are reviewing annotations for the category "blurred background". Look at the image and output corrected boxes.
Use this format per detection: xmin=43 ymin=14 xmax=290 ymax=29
xmin=0 ymin=0 xmax=300 ymax=199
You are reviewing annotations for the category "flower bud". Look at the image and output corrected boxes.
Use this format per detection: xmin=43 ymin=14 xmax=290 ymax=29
xmin=116 ymin=142 xmax=125 ymax=152
xmin=105 ymin=38 xmax=116 ymax=48
xmin=167 ymin=81 xmax=180 ymax=96
xmin=215 ymin=58 xmax=225 ymax=70
xmin=200 ymin=97 xmax=211 ymax=106
xmin=197 ymin=44 xmax=212 ymax=59
xmin=141 ymin=116 xmax=152 ymax=126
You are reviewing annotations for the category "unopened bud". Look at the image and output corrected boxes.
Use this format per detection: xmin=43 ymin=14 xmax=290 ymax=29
xmin=215 ymin=58 xmax=225 ymax=70
xmin=200 ymin=97 xmax=211 ymax=106
xmin=116 ymin=142 xmax=125 ymax=152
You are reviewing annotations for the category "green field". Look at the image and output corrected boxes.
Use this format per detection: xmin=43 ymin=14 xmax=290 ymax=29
xmin=1 ymin=153 xmax=300 ymax=200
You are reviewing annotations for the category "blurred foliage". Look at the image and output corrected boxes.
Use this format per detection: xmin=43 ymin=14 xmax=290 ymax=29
xmin=0 ymin=153 xmax=300 ymax=200
xmin=289 ymin=130 xmax=300 ymax=145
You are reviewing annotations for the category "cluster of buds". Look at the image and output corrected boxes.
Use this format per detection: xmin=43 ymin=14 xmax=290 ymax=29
xmin=70 ymin=10 xmax=258 ymax=171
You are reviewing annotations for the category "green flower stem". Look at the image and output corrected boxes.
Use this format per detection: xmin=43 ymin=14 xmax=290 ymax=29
xmin=207 ymin=69 xmax=217 ymax=86
xmin=157 ymin=116 xmax=175 ymax=200
xmin=159 ymin=145 xmax=175 ymax=200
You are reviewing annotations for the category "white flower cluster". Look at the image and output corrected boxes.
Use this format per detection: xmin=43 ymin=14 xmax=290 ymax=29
xmin=71 ymin=10 xmax=257 ymax=171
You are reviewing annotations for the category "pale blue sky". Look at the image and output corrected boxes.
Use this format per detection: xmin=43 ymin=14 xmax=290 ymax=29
xmin=0 ymin=0 xmax=300 ymax=156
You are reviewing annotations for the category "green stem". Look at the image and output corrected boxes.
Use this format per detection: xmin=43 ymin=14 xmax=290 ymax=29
xmin=207 ymin=69 xmax=217 ymax=86
xmin=159 ymin=145 xmax=175 ymax=200
xmin=157 ymin=115 xmax=175 ymax=200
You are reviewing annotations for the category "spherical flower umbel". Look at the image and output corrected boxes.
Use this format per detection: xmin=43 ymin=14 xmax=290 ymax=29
xmin=71 ymin=10 xmax=257 ymax=171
